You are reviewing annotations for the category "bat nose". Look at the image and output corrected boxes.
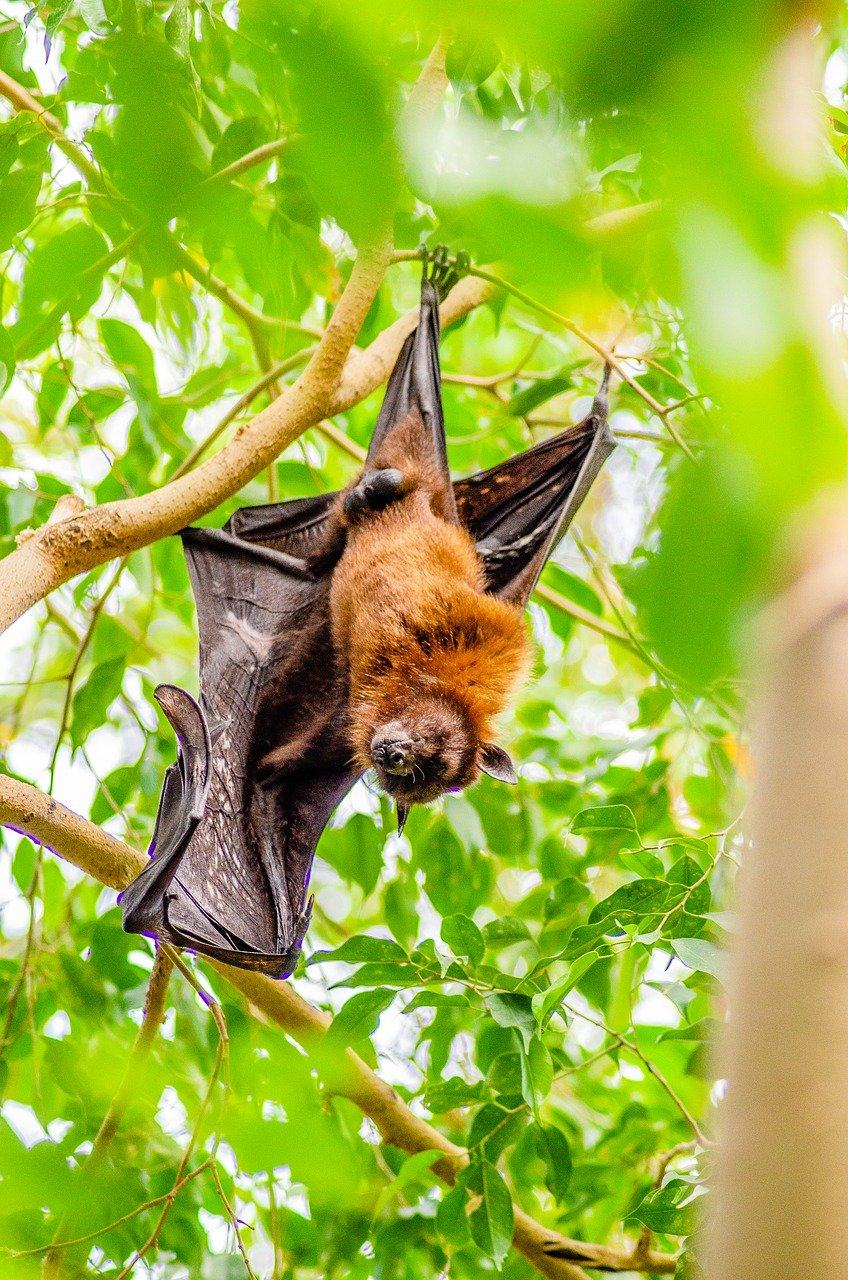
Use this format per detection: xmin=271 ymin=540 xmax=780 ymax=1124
xmin=371 ymin=734 xmax=413 ymax=775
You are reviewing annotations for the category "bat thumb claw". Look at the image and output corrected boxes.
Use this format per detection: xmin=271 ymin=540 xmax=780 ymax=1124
xmin=396 ymin=803 xmax=411 ymax=836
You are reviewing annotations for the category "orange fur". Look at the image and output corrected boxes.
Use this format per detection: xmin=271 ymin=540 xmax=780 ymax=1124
xmin=330 ymin=412 xmax=531 ymax=794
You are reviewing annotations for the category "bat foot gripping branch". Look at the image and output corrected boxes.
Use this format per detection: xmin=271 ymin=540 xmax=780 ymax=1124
xmin=119 ymin=258 xmax=616 ymax=977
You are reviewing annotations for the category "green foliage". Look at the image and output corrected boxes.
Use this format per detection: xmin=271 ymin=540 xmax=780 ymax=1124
xmin=1 ymin=0 xmax=845 ymax=1276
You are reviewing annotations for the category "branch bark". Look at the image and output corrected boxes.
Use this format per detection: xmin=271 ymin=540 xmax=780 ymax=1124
xmin=0 ymin=270 xmax=491 ymax=636
xmin=0 ymin=772 xmax=676 ymax=1279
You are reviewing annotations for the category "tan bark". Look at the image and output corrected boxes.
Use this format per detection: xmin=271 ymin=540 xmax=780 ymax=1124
xmin=707 ymin=508 xmax=848 ymax=1280
xmin=0 ymin=270 xmax=493 ymax=637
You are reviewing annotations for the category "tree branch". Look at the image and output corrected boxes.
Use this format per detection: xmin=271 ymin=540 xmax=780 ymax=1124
xmin=0 ymin=266 xmax=491 ymax=635
xmin=0 ymin=772 xmax=676 ymax=1278
xmin=0 ymin=44 xmax=460 ymax=635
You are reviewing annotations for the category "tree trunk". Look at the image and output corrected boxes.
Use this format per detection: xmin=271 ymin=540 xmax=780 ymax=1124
xmin=708 ymin=513 xmax=848 ymax=1280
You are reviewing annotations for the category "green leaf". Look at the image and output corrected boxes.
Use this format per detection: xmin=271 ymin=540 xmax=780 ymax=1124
xmin=520 ymin=1036 xmax=553 ymax=1111
xmin=20 ymin=224 xmax=109 ymax=326
xmin=79 ymin=0 xmax=110 ymax=34
xmin=532 ymin=951 xmax=600 ymax=1027
xmin=483 ymin=918 xmax=532 ymax=947
xmin=629 ymin=1178 xmax=699 ymax=1235
xmin=507 ymin=370 xmax=575 ymax=417
xmin=572 ymin=805 xmax=640 ymax=837
xmin=425 ymin=1076 xmax=486 ymax=1112
xmin=100 ymin=319 xmax=159 ymax=402
xmin=542 ymin=564 xmax=605 ymax=618
xmin=468 ymin=1103 xmax=525 ymax=1162
xmin=319 ymin=812 xmax=385 ymax=895
xmin=0 ymin=168 xmax=40 ymax=253
xmin=70 ymin=658 xmax=126 ymax=747
xmin=486 ymin=992 xmax=535 ymax=1051
xmin=325 ymin=988 xmax=395 ymax=1049
xmin=441 ymin=914 xmax=485 ymax=966
xmin=672 ymin=937 xmax=725 ymax=981
xmin=373 ymin=1149 xmax=440 ymax=1217
xmin=278 ymin=20 xmax=398 ymax=241
xmin=533 ymin=1123 xmax=572 ymax=1201
xmin=436 ymin=1182 xmax=472 ymax=1247
xmin=11 ymin=839 xmax=37 ymax=892
xmin=465 ymin=1159 xmax=514 ymax=1268
xmin=308 ymin=934 xmax=407 ymax=967
xmin=588 ymin=879 xmax=678 ymax=927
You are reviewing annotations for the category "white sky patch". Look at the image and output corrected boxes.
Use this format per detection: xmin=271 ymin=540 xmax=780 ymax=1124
xmin=1 ymin=894 xmax=34 ymax=939
xmin=43 ymin=1009 xmax=72 ymax=1039
xmin=633 ymin=984 xmax=681 ymax=1027
xmin=405 ymin=111 xmax=583 ymax=207
xmin=824 ymin=48 xmax=848 ymax=105
xmin=155 ymin=1085 xmax=189 ymax=1140
xmin=2 ymin=1099 xmax=49 ymax=1147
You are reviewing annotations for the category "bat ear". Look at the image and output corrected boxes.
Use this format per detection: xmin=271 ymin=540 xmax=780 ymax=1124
xmin=478 ymin=743 xmax=518 ymax=785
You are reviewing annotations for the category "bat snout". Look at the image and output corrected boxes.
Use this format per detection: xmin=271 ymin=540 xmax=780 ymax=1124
xmin=371 ymin=726 xmax=415 ymax=776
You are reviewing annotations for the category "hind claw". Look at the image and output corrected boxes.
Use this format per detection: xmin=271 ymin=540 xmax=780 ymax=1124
xmin=422 ymin=243 xmax=469 ymax=300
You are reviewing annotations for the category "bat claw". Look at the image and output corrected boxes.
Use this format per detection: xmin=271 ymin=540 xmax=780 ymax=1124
xmin=422 ymin=243 xmax=469 ymax=301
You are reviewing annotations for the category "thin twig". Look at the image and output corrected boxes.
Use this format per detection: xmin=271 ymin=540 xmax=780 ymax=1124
xmin=210 ymin=1163 xmax=260 ymax=1280
xmin=564 ymin=1003 xmax=711 ymax=1147
xmin=2 ymin=1161 xmax=213 ymax=1259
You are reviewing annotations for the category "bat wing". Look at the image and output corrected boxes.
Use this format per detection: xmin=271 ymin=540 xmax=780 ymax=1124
xmin=455 ymin=369 xmax=616 ymax=607
xmin=366 ymin=269 xmax=458 ymax=522
xmin=120 ymin=525 xmax=358 ymax=977
xmin=225 ymin=491 xmax=337 ymax=558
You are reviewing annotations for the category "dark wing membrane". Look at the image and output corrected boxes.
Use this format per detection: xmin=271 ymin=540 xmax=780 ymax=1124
xmin=119 ymin=684 xmax=211 ymax=932
xmin=366 ymin=276 xmax=458 ymax=522
xmin=455 ymin=370 xmax=615 ymax=606
xmin=121 ymin=527 xmax=356 ymax=977
xmin=226 ymin=492 xmax=338 ymax=558
xmin=121 ymin=271 xmax=614 ymax=978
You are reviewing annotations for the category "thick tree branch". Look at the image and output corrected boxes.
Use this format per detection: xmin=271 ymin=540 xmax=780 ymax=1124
xmin=0 ymin=44 xmax=460 ymax=635
xmin=0 ymin=269 xmax=490 ymax=635
xmin=0 ymin=773 xmax=676 ymax=1278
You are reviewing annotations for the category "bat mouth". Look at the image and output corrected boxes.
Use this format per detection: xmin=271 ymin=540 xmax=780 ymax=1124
xmin=382 ymin=761 xmax=414 ymax=778
xmin=373 ymin=765 xmax=449 ymax=807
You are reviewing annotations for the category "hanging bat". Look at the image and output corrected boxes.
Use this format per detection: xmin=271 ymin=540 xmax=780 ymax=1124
xmin=119 ymin=251 xmax=616 ymax=977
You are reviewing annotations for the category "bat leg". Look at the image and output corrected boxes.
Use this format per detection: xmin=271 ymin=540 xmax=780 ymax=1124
xmin=343 ymin=467 xmax=407 ymax=519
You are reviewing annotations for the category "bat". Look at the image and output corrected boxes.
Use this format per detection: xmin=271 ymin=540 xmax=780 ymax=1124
xmin=120 ymin=251 xmax=616 ymax=977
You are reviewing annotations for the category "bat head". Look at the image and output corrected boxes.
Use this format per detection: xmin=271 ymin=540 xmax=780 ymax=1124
xmin=367 ymin=692 xmax=517 ymax=807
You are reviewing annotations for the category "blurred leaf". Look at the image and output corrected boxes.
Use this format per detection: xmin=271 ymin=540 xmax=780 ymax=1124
xmin=70 ymin=658 xmax=125 ymax=747
xmin=671 ymin=937 xmax=725 ymax=981
xmin=465 ymin=1158 xmax=514 ymax=1268
xmin=0 ymin=168 xmax=40 ymax=252
xmin=533 ymin=1123 xmax=572 ymax=1201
